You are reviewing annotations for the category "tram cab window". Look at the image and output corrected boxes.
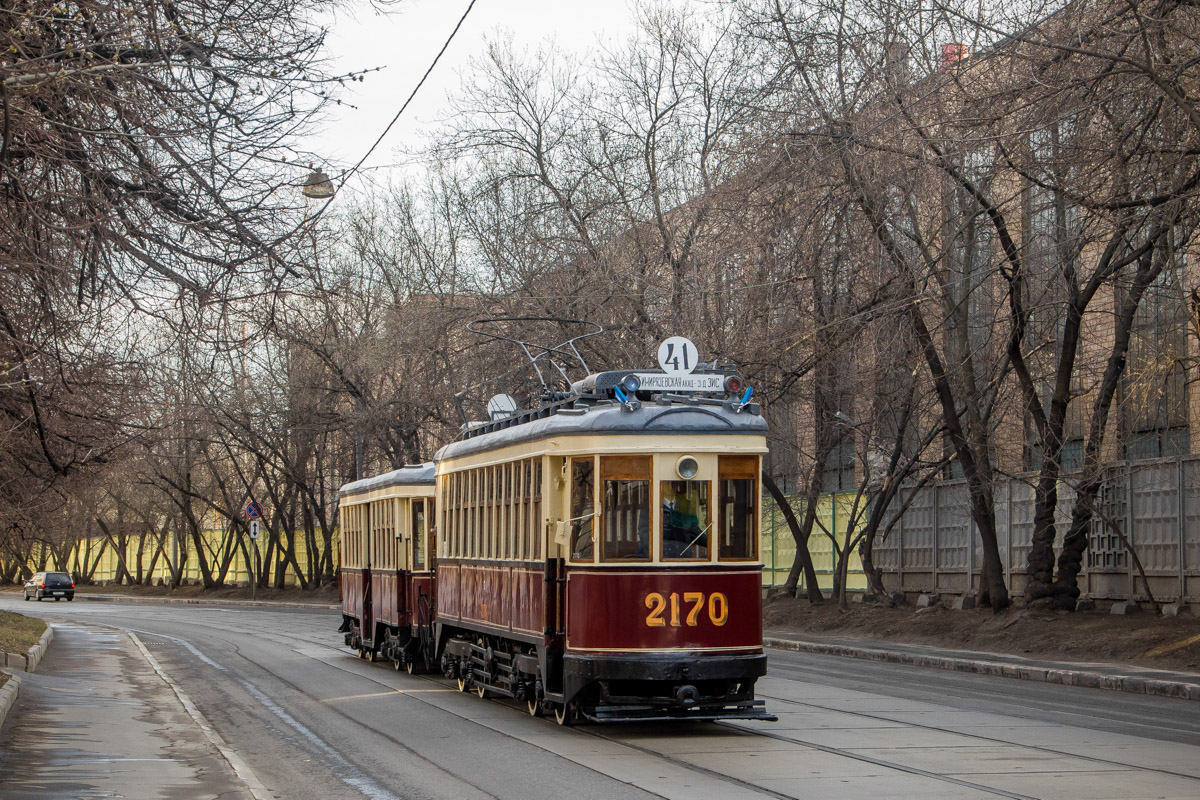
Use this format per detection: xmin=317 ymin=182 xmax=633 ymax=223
xmin=412 ymin=500 xmax=426 ymax=570
xmin=600 ymin=456 xmax=650 ymax=561
xmin=569 ymin=458 xmax=595 ymax=561
xmin=661 ymin=481 xmax=710 ymax=560
xmin=718 ymin=455 xmax=758 ymax=560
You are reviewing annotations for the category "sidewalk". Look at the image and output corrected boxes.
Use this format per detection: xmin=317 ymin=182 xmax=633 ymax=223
xmin=0 ymin=622 xmax=257 ymax=799
xmin=764 ymin=629 xmax=1200 ymax=702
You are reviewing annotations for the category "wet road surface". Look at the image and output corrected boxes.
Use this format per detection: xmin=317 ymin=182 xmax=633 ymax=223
xmin=2 ymin=596 xmax=1200 ymax=800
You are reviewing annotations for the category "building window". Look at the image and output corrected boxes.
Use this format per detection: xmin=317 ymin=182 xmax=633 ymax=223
xmin=822 ymin=438 xmax=856 ymax=492
xmin=1123 ymin=228 xmax=1190 ymax=460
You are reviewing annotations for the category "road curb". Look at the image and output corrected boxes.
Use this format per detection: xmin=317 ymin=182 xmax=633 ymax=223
xmin=0 ymin=624 xmax=52 ymax=730
xmin=0 ymin=670 xmax=20 ymax=730
xmin=764 ymin=635 xmax=1200 ymax=702
xmin=2 ymin=624 xmax=53 ymax=673
xmin=75 ymin=594 xmax=338 ymax=611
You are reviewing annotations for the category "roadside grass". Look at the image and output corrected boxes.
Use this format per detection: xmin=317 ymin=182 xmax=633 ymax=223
xmin=0 ymin=610 xmax=47 ymax=655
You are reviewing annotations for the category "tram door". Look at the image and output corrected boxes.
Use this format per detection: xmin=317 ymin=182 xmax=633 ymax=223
xmin=362 ymin=504 xmax=373 ymax=645
xmin=411 ymin=500 xmax=433 ymax=629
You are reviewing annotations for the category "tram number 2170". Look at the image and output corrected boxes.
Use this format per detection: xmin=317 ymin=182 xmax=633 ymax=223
xmin=644 ymin=591 xmax=729 ymax=627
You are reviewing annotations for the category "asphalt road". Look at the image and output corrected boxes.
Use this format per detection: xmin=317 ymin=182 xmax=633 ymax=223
xmin=2 ymin=597 xmax=1199 ymax=800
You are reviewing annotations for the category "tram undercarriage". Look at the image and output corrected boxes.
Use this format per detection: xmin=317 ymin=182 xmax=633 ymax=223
xmin=437 ymin=628 xmax=776 ymax=724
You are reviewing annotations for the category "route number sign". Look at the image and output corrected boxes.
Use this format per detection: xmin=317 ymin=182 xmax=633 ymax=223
xmin=657 ymin=337 xmax=698 ymax=376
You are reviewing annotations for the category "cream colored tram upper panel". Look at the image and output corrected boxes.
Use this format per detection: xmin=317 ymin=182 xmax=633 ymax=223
xmin=338 ymin=463 xmax=436 ymax=571
xmin=433 ymin=399 xmax=767 ymax=566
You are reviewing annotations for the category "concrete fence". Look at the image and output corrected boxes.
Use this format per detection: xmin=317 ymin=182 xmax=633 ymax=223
xmin=872 ymin=455 xmax=1200 ymax=603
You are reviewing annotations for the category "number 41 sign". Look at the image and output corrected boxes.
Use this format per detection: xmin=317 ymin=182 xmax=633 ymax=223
xmin=657 ymin=336 xmax=698 ymax=376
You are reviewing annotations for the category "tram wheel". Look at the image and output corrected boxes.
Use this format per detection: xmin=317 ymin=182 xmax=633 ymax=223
xmin=554 ymin=703 xmax=574 ymax=727
xmin=475 ymin=684 xmax=487 ymax=699
xmin=456 ymin=677 xmax=467 ymax=693
xmin=405 ymin=658 xmax=417 ymax=675
xmin=527 ymin=698 xmax=543 ymax=717
xmin=393 ymin=657 xmax=403 ymax=671
xmin=357 ymin=648 xmax=367 ymax=660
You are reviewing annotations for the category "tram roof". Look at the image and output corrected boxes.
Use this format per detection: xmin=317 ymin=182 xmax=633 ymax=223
xmin=339 ymin=462 xmax=435 ymax=498
xmin=435 ymin=399 xmax=766 ymax=462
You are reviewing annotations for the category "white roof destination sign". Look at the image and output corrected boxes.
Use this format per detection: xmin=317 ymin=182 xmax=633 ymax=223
xmin=634 ymin=372 xmax=724 ymax=392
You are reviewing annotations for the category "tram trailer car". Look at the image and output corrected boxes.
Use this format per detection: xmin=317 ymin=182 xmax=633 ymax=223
xmin=338 ymin=463 xmax=437 ymax=672
xmin=434 ymin=368 xmax=774 ymax=724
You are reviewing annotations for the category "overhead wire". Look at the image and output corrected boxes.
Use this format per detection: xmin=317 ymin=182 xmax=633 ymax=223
xmin=305 ymin=0 xmax=480 ymax=224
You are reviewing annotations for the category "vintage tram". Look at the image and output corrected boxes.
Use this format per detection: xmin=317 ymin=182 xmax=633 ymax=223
xmin=340 ymin=365 xmax=774 ymax=723
xmin=338 ymin=463 xmax=437 ymax=671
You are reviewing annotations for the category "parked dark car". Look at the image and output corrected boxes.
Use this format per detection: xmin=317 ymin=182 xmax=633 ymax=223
xmin=24 ymin=572 xmax=75 ymax=601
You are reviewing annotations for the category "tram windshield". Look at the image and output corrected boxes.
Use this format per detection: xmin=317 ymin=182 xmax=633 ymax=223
xmin=661 ymin=480 xmax=710 ymax=560
xmin=601 ymin=456 xmax=651 ymax=561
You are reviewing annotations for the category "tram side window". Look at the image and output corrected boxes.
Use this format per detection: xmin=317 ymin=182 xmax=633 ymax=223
xmin=569 ymin=458 xmax=594 ymax=561
xmin=661 ymin=481 xmax=710 ymax=560
xmin=600 ymin=456 xmax=650 ymax=561
xmin=427 ymin=498 xmax=435 ymax=567
xmin=446 ymin=475 xmax=455 ymax=557
xmin=719 ymin=455 xmax=758 ymax=560
xmin=516 ymin=461 xmax=527 ymax=560
xmin=531 ymin=459 xmax=542 ymax=560
xmin=465 ymin=470 xmax=475 ymax=556
xmin=413 ymin=500 xmax=426 ymax=570
xmin=484 ymin=465 xmax=494 ymax=561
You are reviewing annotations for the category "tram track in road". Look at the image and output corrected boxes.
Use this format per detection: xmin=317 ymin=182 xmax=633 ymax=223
xmin=765 ymin=650 xmax=1200 ymax=742
xmin=319 ymin=647 xmax=1046 ymax=800
xmin=751 ymin=685 xmax=1200 ymax=785
xmin=123 ymin=619 xmax=505 ymax=800
xmin=117 ymin=617 xmax=1164 ymax=800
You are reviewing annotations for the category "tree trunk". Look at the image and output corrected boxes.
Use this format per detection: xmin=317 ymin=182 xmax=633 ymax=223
xmin=763 ymin=474 xmax=823 ymax=602
xmin=1052 ymin=242 xmax=1168 ymax=608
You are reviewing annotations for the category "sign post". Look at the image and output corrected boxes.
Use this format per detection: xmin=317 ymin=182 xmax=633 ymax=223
xmin=246 ymin=502 xmax=263 ymax=601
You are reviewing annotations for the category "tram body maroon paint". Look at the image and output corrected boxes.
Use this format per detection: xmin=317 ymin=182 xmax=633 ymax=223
xmin=371 ymin=571 xmax=407 ymax=628
xmin=564 ymin=567 xmax=762 ymax=652
xmin=510 ymin=566 xmax=544 ymax=636
xmin=407 ymin=573 xmax=435 ymax=630
xmin=341 ymin=567 xmax=365 ymax=618
xmin=438 ymin=560 xmax=545 ymax=637
xmin=437 ymin=562 xmax=461 ymax=620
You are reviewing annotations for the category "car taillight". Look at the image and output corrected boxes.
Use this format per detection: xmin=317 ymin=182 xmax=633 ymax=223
xmin=40 ymin=583 xmax=45 ymax=589
xmin=70 ymin=583 xmax=75 ymax=589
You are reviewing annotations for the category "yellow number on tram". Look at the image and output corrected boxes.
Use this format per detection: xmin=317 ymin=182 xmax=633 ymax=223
xmin=643 ymin=591 xmax=729 ymax=627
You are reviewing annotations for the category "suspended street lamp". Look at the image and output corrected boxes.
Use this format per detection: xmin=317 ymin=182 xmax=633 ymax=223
xmin=301 ymin=166 xmax=335 ymax=199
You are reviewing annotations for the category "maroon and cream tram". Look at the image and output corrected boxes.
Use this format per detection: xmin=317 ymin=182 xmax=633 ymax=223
xmin=338 ymin=464 xmax=437 ymax=671
xmin=340 ymin=364 xmax=774 ymax=723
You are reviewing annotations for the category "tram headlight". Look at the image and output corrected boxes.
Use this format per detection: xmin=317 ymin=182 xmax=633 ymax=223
xmin=621 ymin=374 xmax=641 ymax=394
xmin=676 ymin=456 xmax=699 ymax=479
xmin=724 ymin=375 xmax=743 ymax=395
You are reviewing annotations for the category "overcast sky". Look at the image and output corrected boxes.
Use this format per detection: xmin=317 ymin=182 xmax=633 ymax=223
xmin=309 ymin=0 xmax=639 ymax=192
